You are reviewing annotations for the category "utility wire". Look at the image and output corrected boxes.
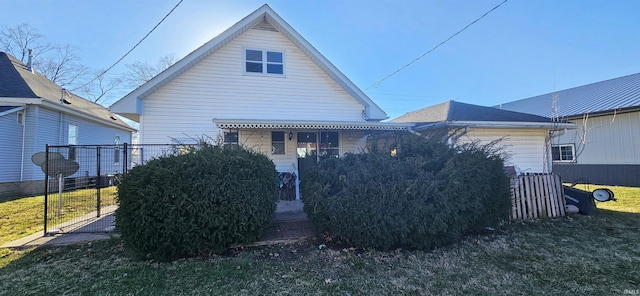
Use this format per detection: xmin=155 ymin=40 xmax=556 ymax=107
xmin=365 ymin=0 xmax=508 ymax=90
xmin=72 ymin=0 xmax=184 ymax=94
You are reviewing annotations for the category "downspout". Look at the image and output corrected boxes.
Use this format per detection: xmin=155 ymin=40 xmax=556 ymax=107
xmin=20 ymin=108 xmax=27 ymax=181
xmin=59 ymin=89 xmax=65 ymax=145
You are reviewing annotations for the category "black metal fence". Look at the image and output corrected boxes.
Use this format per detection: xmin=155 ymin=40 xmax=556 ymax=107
xmin=43 ymin=143 xmax=190 ymax=234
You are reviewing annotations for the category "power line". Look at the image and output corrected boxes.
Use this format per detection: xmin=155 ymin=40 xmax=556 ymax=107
xmin=365 ymin=0 xmax=508 ymax=90
xmin=72 ymin=0 xmax=184 ymax=94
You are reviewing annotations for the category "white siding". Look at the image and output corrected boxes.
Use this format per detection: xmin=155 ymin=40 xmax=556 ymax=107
xmin=558 ymin=112 xmax=640 ymax=165
xmin=141 ymin=27 xmax=367 ymax=144
xmin=0 ymin=110 xmax=24 ymax=182
xmin=458 ymin=128 xmax=549 ymax=174
xmin=17 ymin=106 xmax=133 ymax=182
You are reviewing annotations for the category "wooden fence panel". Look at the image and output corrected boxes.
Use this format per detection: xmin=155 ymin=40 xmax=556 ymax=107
xmin=510 ymin=174 xmax=566 ymax=221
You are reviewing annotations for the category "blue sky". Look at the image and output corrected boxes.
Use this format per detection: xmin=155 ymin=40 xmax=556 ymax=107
xmin=2 ymin=0 xmax=639 ymax=120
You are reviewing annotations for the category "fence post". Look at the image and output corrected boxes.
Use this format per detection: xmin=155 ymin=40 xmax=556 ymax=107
xmin=43 ymin=144 xmax=49 ymax=235
xmin=96 ymin=146 xmax=101 ymax=218
xmin=123 ymin=143 xmax=128 ymax=175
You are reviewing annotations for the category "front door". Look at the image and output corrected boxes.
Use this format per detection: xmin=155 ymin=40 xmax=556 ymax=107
xmin=296 ymin=131 xmax=340 ymax=180
xmin=297 ymin=132 xmax=317 ymax=180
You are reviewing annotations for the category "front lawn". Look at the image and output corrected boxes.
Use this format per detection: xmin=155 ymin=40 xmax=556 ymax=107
xmin=0 ymin=186 xmax=638 ymax=295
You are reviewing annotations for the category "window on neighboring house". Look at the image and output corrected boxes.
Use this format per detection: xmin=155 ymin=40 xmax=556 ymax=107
xmin=224 ymin=132 xmax=239 ymax=150
xmin=271 ymin=131 xmax=285 ymax=155
xmin=551 ymin=144 xmax=575 ymax=162
xmin=245 ymin=49 xmax=284 ymax=75
xmin=17 ymin=111 xmax=24 ymax=125
xmin=114 ymin=148 xmax=120 ymax=163
xmin=68 ymin=124 xmax=78 ymax=160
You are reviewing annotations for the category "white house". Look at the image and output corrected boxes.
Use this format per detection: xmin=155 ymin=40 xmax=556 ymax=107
xmin=0 ymin=52 xmax=135 ymax=197
xmin=110 ymin=5 xmax=412 ymax=179
xmin=498 ymin=73 xmax=640 ymax=186
xmin=392 ymin=100 xmax=575 ymax=175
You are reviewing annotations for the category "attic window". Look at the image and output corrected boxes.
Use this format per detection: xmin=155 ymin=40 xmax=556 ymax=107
xmin=245 ymin=49 xmax=284 ymax=75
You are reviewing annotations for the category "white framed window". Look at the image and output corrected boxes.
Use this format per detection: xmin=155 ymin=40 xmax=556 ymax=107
xmin=271 ymin=131 xmax=285 ymax=155
xmin=68 ymin=124 xmax=78 ymax=160
xmin=551 ymin=144 xmax=575 ymax=162
xmin=224 ymin=131 xmax=239 ymax=150
xmin=68 ymin=124 xmax=78 ymax=145
xmin=245 ymin=49 xmax=284 ymax=75
xmin=17 ymin=111 xmax=24 ymax=125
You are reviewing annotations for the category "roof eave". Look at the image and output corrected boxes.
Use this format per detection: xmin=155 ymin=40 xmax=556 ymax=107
xmin=415 ymin=120 xmax=576 ymax=131
xmin=39 ymin=100 xmax=137 ymax=132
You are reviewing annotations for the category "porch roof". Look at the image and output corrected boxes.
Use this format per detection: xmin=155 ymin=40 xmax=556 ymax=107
xmin=213 ymin=119 xmax=413 ymax=131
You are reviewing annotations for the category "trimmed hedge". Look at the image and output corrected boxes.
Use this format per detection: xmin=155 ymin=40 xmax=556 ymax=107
xmin=302 ymin=132 xmax=511 ymax=250
xmin=116 ymin=143 xmax=278 ymax=261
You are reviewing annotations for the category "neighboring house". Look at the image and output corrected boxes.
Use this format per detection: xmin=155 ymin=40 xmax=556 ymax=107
xmin=498 ymin=73 xmax=640 ymax=186
xmin=0 ymin=52 xmax=136 ymax=197
xmin=392 ymin=100 xmax=575 ymax=174
xmin=110 ymin=4 xmax=412 ymax=189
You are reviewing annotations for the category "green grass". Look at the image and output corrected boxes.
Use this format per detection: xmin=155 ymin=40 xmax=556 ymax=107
xmin=0 ymin=187 xmax=117 ymax=245
xmin=0 ymin=185 xmax=638 ymax=295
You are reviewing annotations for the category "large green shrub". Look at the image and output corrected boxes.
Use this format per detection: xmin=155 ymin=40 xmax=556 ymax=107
xmin=116 ymin=143 xmax=278 ymax=261
xmin=302 ymin=132 xmax=511 ymax=250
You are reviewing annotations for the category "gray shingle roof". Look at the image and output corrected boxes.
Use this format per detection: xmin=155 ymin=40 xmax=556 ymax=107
xmin=498 ymin=73 xmax=640 ymax=118
xmin=0 ymin=52 xmax=134 ymax=131
xmin=392 ymin=100 xmax=554 ymax=124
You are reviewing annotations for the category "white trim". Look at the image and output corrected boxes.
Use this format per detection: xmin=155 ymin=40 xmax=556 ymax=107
xmin=551 ymin=144 xmax=576 ymax=162
xmin=0 ymin=105 xmax=26 ymax=117
xmin=243 ymin=48 xmax=285 ymax=76
xmin=111 ymin=5 xmax=388 ymax=121
xmin=213 ymin=118 xmax=413 ymax=131
xmin=0 ymin=98 xmax=136 ymax=132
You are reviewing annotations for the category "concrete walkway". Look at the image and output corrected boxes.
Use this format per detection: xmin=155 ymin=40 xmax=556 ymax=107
xmin=1 ymin=200 xmax=313 ymax=249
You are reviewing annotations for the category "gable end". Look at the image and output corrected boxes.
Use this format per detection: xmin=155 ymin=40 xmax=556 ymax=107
xmin=253 ymin=19 xmax=279 ymax=32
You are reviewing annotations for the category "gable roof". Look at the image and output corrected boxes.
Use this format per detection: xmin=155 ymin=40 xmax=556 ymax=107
xmin=392 ymin=100 xmax=574 ymax=130
xmin=0 ymin=52 xmax=134 ymax=131
xmin=498 ymin=72 xmax=640 ymax=118
xmin=110 ymin=4 xmax=388 ymax=122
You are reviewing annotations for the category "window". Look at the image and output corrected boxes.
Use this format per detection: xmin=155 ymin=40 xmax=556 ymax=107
xmin=319 ymin=131 xmax=339 ymax=160
xmin=271 ymin=131 xmax=285 ymax=155
xmin=224 ymin=132 xmax=239 ymax=150
xmin=551 ymin=144 xmax=575 ymax=162
xmin=68 ymin=124 xmax=78 ymax=160
xmin=17 ymin=111 xmax=24 ymax=125
xmin=68 ymin=124 xmax=78 ymax=145
xmin=245 ymin=49 xmax=284 ymax=75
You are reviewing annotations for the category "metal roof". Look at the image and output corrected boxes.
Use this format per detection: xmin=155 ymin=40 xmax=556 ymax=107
xmin=392 ymin=100 xmax=555 ymax=124
xmin=498 ymin=73 xmax=640 ymax=118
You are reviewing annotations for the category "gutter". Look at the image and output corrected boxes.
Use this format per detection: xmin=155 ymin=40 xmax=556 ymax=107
xmin=1 ymin=97 xmax=136 ymax=132
xmin=414 ymin=120 xmax=576 ymax=131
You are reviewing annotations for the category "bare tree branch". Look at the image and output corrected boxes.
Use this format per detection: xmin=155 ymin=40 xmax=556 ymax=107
xmin=0 ymin=23 xmax=52 ymax=61
xmin=37 ymin=44 xmax=87 ymax=87
xmin=124 ymin=54 xmax=176 ymax=88
xmin=76 ymin=70 xmax=123 ymax=103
